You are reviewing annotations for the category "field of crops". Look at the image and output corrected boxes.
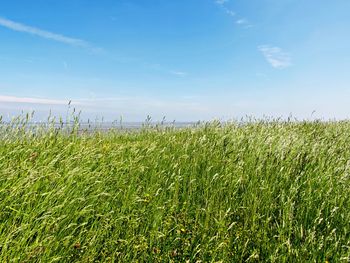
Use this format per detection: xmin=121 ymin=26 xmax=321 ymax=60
xmin=0 ymin=118 xmax=349 ymax=262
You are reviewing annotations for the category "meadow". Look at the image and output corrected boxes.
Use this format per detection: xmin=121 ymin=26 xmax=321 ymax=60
xmin=0 ymin=116 xmax=349 ymax=262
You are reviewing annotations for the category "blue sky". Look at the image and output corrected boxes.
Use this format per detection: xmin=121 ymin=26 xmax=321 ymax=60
xmin=1 ymin=0 xmax=350 ymax=121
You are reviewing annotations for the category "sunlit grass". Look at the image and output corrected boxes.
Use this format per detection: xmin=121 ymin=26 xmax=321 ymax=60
xmin=0 ymin=115 xmax=349 ymax=262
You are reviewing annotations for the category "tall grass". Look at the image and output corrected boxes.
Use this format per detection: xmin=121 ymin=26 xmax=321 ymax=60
xmin=0 ymin=116 xmax=349 ymax=262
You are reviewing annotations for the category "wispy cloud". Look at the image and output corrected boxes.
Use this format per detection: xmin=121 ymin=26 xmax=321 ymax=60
xmin=170 ymin=71 xmax=187 ymax=77
xmin=225 ymin=9 xmax=236 ymax=17
xmin=214 ymin=0 xmax=235 ymax=17
xmin=0 ymin=16 xmax=91 ymax=48
xmin=214 ymin=0 xmax=254 ymax=27
xmin=63 ymin=61 xmax=68 ymax=69
xmin=236 ymin=19 xmax=245 ymax=24
xmin=215 ymin=0 xmax=229 ymax=5
xmin=0 ymin=95 xmax=75 ymax=105
xmin=258 ymin=45 xmax=292 ymax=69
xmin=146 ymin=62 xmax=188 ymax=77
xmin=235 ymin=18 xmax=253 ymax=28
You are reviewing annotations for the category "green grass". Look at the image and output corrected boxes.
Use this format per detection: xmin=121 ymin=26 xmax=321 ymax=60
xmin=0 ymin=117 xmax=349 ymax=262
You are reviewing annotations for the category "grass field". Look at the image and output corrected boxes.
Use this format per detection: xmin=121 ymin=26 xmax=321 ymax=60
xmin=0 ymin=117 xmax=349 ymax=262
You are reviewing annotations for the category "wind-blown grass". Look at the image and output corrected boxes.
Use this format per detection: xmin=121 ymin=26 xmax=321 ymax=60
xmin=0 ymin=117 xmax=349 ymax=262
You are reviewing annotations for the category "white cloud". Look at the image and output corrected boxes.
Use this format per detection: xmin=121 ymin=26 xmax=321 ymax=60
xmin=236 ymin=19 xmax=247 ymax=25
xmin=214 ymin=1 xmax=253 ymax=25
xmin=0 ymin=16 xmax=89 ymax=48
xmin=0 ymin=95 xmax=76 ymax=105
xmin=225 ymin=9 xmax=236 ymax=17
xmin=170 ymin=71 xmax=187 ymax=77
xmin=235 ymin=19 xmax=254 ymax=28
xmin=258 ymin=45 xmax=292 ymax=69
xmin=214 ymin=0 xmax=234 ymax=15
xmin=215 ymin=0 xmax=229 ymax=5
